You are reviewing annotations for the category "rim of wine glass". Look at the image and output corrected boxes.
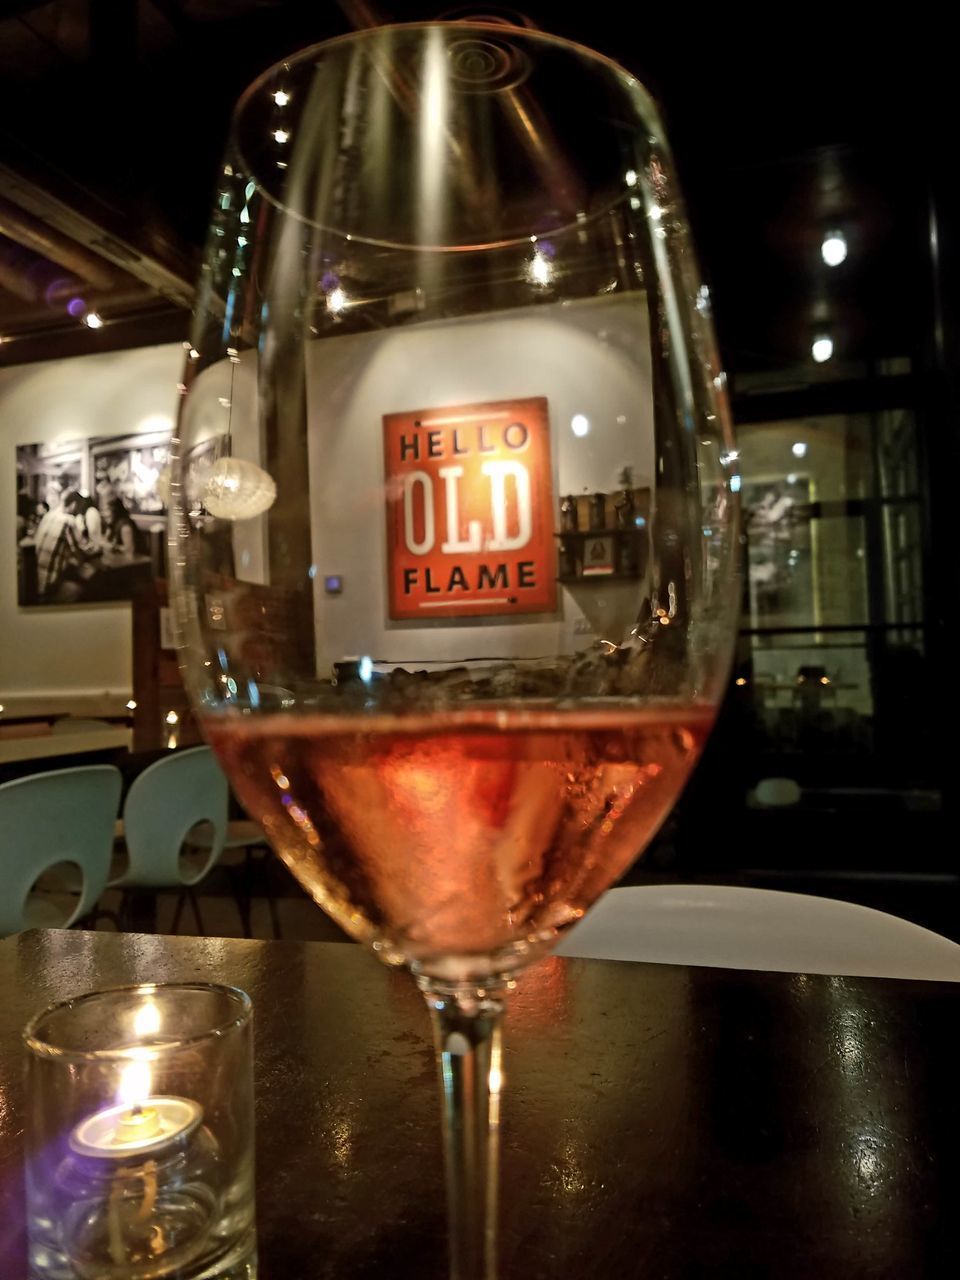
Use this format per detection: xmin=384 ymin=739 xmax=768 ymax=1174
xmin=23 ymin=982 xmax=252 ymax=1062
xmin=231 ymin=19 xmax=667 ymax=254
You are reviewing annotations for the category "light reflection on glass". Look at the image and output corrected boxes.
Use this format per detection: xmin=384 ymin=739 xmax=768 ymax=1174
xmin=821 ymin=230 xmax=847 ymax=267
xmin=811 ymin=334 xmax=834 ymax=364
xmin=527 ymin=249 xmax=553 ymax=287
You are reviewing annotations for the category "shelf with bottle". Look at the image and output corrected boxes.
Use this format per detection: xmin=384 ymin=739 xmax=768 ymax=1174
xmin=556 ymin=483 xmax=649 ymax=582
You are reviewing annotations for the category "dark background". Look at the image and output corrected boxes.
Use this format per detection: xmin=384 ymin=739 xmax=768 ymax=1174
xmin=2 ymin=2 xmax=957 ymax=932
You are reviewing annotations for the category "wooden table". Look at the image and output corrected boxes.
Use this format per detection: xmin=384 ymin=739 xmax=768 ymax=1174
xmin=0 ymin=728 xmax=132 ymax=766
xmin=1 ymin=930 xmax=957 ymax=1278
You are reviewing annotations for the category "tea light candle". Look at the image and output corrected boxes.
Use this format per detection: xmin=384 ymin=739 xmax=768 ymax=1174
xmin=57 ymin=1012 xmax=218 ymax=1274
xmin=26 ymin=983 xmax=255 ymax=1280
xmin=71 ymin=1017 xmax=204 ymax=1161
xmin=70 ymin=1094 xmax=202 ymax=1160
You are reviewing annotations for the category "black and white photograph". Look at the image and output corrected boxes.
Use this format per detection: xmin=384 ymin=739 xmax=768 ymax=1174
xmin=742 ymin=475 xmax=814 ymax=630
xmin=15 ymin=431 xmax=170 ymax=606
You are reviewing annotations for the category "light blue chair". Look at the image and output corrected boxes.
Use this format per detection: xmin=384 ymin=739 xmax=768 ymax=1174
xmin=0 ymin=765 xmax=123 ymax=937
xmin=111 ymin=746 xmax=228 ymax=933
xmin=110 ymin=745 xmax=273 ymax=935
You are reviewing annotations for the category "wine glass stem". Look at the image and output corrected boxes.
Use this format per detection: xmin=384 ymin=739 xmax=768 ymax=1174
xmin=422 ymin=983 xmax=505 ymax=1280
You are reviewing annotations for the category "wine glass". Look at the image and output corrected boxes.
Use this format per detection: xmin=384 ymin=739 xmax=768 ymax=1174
xmin=170 ymin=21 xmax=738 ymax=1279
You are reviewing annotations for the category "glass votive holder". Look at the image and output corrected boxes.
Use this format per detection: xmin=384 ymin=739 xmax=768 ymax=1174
xmin=23 ymin=983 xmax=256 ymax=1280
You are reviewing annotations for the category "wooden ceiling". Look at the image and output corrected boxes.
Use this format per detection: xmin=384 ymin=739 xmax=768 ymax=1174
xmin=0 ymin=1 xmax=254 ymax=362
xmin=0 ymin=154 xmax=196 ymax=362
xmin=0 ymin=2 xmax=944 ymax=376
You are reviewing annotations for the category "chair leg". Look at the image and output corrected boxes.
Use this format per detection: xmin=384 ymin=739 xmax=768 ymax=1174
xmin=189 ymin=888 xmax=206 ymax=936
xmin=242 ymin=847 xmax=283 ymax=940
xmin=266 ymin=880 xmax=283 ymax=940
xmin=76 ymin=906 xmax=121 ymax=931
xmin=125 ymin=890 xmax=158 ymax=934
xmin=257 ymin=852 xmax=283 ymax=940
xmin=171 ymin=890 xmax=187 ymax=935
xmin=116 ymin=889 xmax=135 ymax=931
xmin=227 ymin=855 xmax=254 ymax=938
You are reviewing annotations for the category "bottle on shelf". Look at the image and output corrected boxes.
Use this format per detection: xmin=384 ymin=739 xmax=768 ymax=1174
xmin=558 ymin=538 xmax=580 ymax=580
xmin=614 ymin=486 xmax=635 ymax=529
xmin=615 ymin=485 xmax=638 ymax=574
xmin=589 ymin=492 xmax=608 ymax=531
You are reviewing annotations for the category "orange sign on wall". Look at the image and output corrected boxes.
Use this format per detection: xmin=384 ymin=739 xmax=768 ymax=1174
xmin=383 ymin=396 xmax=557 ymax=621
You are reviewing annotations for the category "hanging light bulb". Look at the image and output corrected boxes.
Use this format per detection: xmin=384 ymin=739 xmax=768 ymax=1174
xmin=204 ymin=457 xmax=277 ymax=520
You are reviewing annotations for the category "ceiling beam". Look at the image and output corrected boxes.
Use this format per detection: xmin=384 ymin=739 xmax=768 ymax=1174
xmin=0 ymin=305 xmax=189 ymax=366
xmin=89 ymin=0 xmax=138 ymax=72
xmin=145 ymin=0 xmax=191 ymax=37
xmin=0 ymin=193 xmax=117 ymax=287
xmin=0 ymin=159 xmax=195 ymax=312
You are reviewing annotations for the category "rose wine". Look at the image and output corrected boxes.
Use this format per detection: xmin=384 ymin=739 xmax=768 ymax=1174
xmin=205 ymin=705 xmax=713 ymax=975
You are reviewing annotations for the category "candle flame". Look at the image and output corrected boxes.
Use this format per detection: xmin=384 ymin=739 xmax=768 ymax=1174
xmin=117 ymin=1057 xmax=152 ymax=1108
xmin=133 ymin=1000 xmax=161 ymax=1038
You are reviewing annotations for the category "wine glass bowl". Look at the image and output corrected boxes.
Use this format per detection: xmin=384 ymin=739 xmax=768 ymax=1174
xmin=171 ymin=21 xmax=738 ymax=1276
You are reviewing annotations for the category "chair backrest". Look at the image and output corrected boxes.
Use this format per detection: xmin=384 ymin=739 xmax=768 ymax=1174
xmin=0 ymin=765 xmax=122 ymax=937
xmin=555 ymin=884 xmax=960 ymax=982
xmin=753 ymin=777 xmax=801 ymax=808
xmin=113 ymin=746 xmax=228 ymax=889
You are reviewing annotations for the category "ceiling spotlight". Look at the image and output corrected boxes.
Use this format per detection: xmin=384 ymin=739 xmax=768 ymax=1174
xmin=83 ymin=311 xmax=104 ymax=329
xmin=570 ymin=414 xmax=590 ymax=438
xmin=273 ymin=89 xmax=291 ymax=106
xmin=273 ymin=128 xmax=290 ymax=144
xmin=792 ymin=441 xmax=808 ymax=459
xmin=811 ymin=334 xmax=834 ymax=363
xmin=821 ymin=230 xmax=847 ymax=267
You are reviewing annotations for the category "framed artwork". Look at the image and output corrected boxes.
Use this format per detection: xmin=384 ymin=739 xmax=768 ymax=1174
xmin=15 ymin=431 xmax=170 ymax=607
xmin=383 ymin=396 xmax=557 ymax=621
xmin=581 ymin=535 xmax=616 ymax=576
xmin=91 ymin=434 xmax=169 ymax=519
xmin=742 ymin=474 xmax=814 ymax=629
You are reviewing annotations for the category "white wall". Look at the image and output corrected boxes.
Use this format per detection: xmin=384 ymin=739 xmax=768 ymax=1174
xmin=305 ymin=296 xmax=654 ymax=667
xmin=0 ymin=343 xmax=183 ymax=706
